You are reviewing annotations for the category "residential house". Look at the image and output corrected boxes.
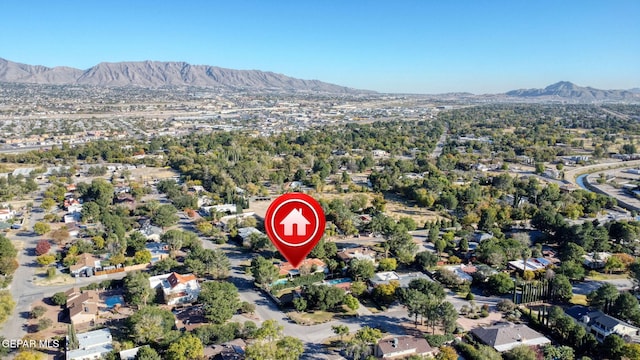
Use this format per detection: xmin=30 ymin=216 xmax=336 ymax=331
xmin=566 ymin=306 xmax=640 ymax=342
xmin=64 ymin=198 xmax=83 ymax=213
xmin=278 ymin=258 xmax=327 ymax=277
xmin=369 ymin=271 xmax=401 ymax=287
xmin=375 ymin=336 xmax=436 ymax=359
xmin=145 ymin=242 xmax=170 ymax=263
xmin=583 ymin=252 xmax=611 ymax=269
xmin=471 ymin=322 xmax=551 ymax=352
xmin=66 ymin=328 xmax=113 ymax=360
xmin=508 ymin=258 xmax=553 ymax=273
xmin=205 ymin=339 xmax=247 ymax=360
xmin=65 ymin=288 xmax=101 ymax=326
xmin=337 ymin=247 xmax=377 ymax=264
xmin=201 ymin=204 xmax=237 ymax=216
xmin=69 ymin=253 xmax=101 ymax=277
xmin=119 ymin=347 xmax=141 ymax=360
xmin=149 ymin=272 xmax=201 ymax=306
xmin=139 ymin=223 xmax=163 ymax=242
xmin=238 ymin=227 xmax=264 ymax=247
xmin=442 ymin=265 xmax=474 ymax=282
xmin=0 ymin=208 xmax=15 ymax=222
xmin=115 ymin=193 xmax=136 ymax=211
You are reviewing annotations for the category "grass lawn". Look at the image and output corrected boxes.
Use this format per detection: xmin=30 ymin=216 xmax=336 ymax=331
xmin=571 ymin=294 xmax=588 ymax=306
xmin=586 ymin=273 xmax=629 ymax=281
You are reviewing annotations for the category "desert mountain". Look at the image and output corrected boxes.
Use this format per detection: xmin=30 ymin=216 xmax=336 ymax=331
xmin=506 ymin=81 xmax=639 ymax=101
xmin=0 ymin=57 xmax=363 ymax=93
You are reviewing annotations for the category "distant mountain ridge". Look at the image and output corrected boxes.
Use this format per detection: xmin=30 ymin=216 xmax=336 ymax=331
xmin=506 ymin=81 xmax=639 ymax=101
xmin=0 ymin=57 xmax=364 ymax=93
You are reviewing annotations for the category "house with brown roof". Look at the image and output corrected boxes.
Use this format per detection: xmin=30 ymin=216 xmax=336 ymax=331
xmin=69 ymin=253 xmax=101 ymax=277
xmin=375 ymin=336 xmax=436 ymax=358
xmin=66 ymin=289 xmax=101 ymax=326
xmin=149 ymin=272 xmax=201 ymax=305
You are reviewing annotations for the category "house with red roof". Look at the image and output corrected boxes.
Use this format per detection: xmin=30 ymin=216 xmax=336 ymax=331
xmin=149 ymin=272 xmax=201 ymax=305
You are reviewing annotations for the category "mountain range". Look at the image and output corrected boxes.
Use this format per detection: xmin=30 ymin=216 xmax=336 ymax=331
xmin=506 ymin=81 xmax=639 ymax=102
xmin=0 ymin=57 xmax=360 ymax=93
xmin=0 ymin=57 xmax=638 ymax=101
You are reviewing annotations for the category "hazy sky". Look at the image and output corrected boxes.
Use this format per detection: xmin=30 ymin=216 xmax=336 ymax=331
xmin=1 ymin=0 xmax=638 ymax=94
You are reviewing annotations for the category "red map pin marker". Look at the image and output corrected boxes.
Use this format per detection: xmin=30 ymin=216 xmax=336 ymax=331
xmin=264 ymin=193 xmax=326 ymax=268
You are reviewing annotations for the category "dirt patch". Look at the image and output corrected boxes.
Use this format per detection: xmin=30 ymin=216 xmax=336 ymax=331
xmin=456 ymin=311 xmax=503 ymax=331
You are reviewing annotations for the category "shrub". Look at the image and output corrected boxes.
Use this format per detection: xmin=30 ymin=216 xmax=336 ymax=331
xmin=37 ymin=318 xmax=53 ymax=331
xmin=30 ymin=306 xmax=46 ymax=319
xmin=466 ymin=292 xmax=475 ymax=301
xmin=51 ymin=292 xmax=67 ymax=306
xmin=424 ymin=334 xmax=454 ymax=347
xmin=47 ymin=267 xmax=56 ymax=278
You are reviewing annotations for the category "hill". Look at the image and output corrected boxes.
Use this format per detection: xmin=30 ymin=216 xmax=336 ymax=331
xmin=506 ymin=81 xmax=639 ymax=102
xmin=0 ymin=57 xmax=365 ymax=93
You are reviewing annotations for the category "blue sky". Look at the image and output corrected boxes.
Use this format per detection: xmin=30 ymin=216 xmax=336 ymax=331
xmin=1 ymin=0 xmax=638 ymax=93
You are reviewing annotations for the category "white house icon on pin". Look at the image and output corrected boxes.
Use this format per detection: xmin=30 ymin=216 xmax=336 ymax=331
xmin=279 ymin=208 xmax=311 ymax=236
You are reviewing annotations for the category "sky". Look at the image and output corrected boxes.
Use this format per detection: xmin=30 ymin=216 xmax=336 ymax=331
xmin=1 ymin=0 xmax=638 ymax=94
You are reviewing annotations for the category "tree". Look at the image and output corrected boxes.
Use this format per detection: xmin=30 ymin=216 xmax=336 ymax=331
xmin=550 ymin=274 xmax=573 ymax=303
xmin=438 ymin=301 xmax=459 ymax=334
xmin=332 ymin=324 xmax=349 ymax=343
xmin=128 ymin=306 xmax=175 ymax=344
xmin=487 ymin=273 xmax=514 ymax=295
xmin=414 ymin=251 xmax=438 ymax=271
xmin=127 ymin=231 xmax=147 ymax=253
xmin=50 ymin=227 xmax=70 ymax=245
xmin=304 ymin=284 xmax=346 ymax=311
xmin=557 ymin=260 xmax=585 ymax=281
xmin=124 ymin=271 xmax=151 ymax=308
xmin=166 ymin=334 xmax=204 ymax=360
xmin=378 ymin=258 xmax=397 ymax=272
xmin=543 ymin=345 xmax=575 ymax=360
xmin=51 ymin=292 xmax=67 ymax=306
xmin=35 ymin=240 xmax=51 ymax=256
xmin=134 ymin=250 xmax=152 ymax=265
xmin=504 ymin=345 xmax=536 ymax=360
xmin=152 ymin=204 xmax=179 ymax=229
xmin=588 ymin=283 xmax=619 ymax=310
xmin=344 ymin=294 xmax=359 ymax=310
xmin=250 ymin=256 xmax=279 ymax=287
xmin=349 ymin=259 xmax=376 ymax=282
xmin=36 ymin=254 xmax=56 ymax=266
xmin=133 ymin=346 xmax=161 ymax=360
xmin=602 ymin=334 xmax=626 ymax=360
xmin=41 ymin=197 xmax=56 ymax=212
xmin=437 ymin=346 xmax=458 ymax=360
xmin=33 ymin=222 xmax=50 ymax=235
xmin=611 ymin=292 xmax=640 ymax=324
xmin=80 ymin=201 xmax=101 ymax=223
xmin=199 ymin=281 xmax=240 ymax=324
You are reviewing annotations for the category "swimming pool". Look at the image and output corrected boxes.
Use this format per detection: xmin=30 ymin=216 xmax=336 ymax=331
xmin=105 ymin=295 xmax=124 ymax=308
xmin=271 ymin=278 xmax=289 ymax=286
xmin=324 ymin=278 xmax=351 ymax=285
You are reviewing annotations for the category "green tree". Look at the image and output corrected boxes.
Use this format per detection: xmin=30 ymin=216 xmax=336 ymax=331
xmin=350 ymin=281 xmax=367 ymax=297
xmin=504 ymin=345 xmax=536 ymax=360
xmin=51 ymin=292 xmax=67 ymax=306
xmin=128 ymin=306 xmax=175 ymax=344
xmin=36 ymin=254 xmax=56 ymax=266
xmin=349 ymin=259 xmax=376 ymax=281
xmin=250 ymin=256 xmax=279 ymax=287
xmin=133 ymin=346 xmax=161 ymax=360
xmin=153 ymin=204 xmax=179 ymax=229
xmin=611 ymin=292 xmax=640 ymax=324
xmin=33 ymin=222 xmax=50 ymax=235
xmin=199 ymin=281 xmax=240 ymax=324
xmin=166 ymin=334 xmax=204 ymax=360
xmin=602 ymin=334 xmax=626 ymax=360
xmin=587 ymin=283 xmax=619 ymax=310
xmin=80 ymin=201 xmax=101 ymax=223
xmin=344 ymin=294 xmax=359 ymax=310
xmin=487 ymin=273 xmax=514 ymax=295
xmin=550 ymin=274 xmax=573 ymax=303
xmin=543 ymin=345 xmax=575 ymax=360
xmin=124 ymin=271 xmax=151 ymax=308
xmin=332 ymin=324 xmax=349 ymax=343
